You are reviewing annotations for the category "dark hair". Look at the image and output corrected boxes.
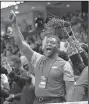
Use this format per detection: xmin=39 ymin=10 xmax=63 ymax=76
xmin=10 ymin=55 xmax=21 ymax=65
xmin=54 ymin=27 xmax=69 ymax=39
xmin=0 ymin=66 xmax=8 ymax=75
xmin=58 ymin=51 xmax=69 ymax=61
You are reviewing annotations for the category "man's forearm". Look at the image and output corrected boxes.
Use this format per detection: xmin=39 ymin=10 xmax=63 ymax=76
xmin=11 ymin=22 xmax=34 ymax=61
xmin=12 ymin=23 xmax=24 ymax=48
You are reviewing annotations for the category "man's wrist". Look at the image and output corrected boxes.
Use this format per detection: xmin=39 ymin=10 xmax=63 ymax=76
xmin=12 ymin=23 xmax=17 ymax=27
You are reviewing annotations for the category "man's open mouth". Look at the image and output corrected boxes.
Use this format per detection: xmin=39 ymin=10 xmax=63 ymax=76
xmin=46 ymin=48 xmax=52 ymax=52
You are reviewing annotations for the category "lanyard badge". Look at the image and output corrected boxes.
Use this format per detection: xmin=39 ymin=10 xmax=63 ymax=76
xmin=39 ymin=76 xmax=47 ymax=89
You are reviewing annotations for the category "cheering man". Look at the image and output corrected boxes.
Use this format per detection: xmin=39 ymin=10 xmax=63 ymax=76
xmin=8 ymin=10 xmax=74 ymax=104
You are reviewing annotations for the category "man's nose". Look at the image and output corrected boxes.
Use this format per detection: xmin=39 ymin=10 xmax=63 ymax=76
xmin=47 ymin=42 xmax=52 ymax=46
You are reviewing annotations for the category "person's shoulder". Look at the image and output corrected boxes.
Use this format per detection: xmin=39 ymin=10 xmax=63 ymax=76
xmin=56 ymin=56 xmax=67 ymax=63
xmin=32 ymin=51 xmax=43 ymax=62
xmin=36 ymin=54 xmax=44 ymax=64
xmin=63 ymin=61 xmax=74 ymax=74
xmin=64 ymin=61 xmax=72 ymax=67
xmin=33 ymin=51 xmax=43 ymax=57
xmin=54 ymin=57 xmax=67 ymax=69
xmin=82 ymin=66 xmax=88 ymax=73
xmin=31 ymin=51 xmax=43 ymax=68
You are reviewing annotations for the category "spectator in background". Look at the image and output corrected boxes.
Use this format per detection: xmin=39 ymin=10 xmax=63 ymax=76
xmin=0 ymin=66 xmax=10 ymax=104
xmin=1 ymin=66 xmax=10 ymax=91
xmin=20 ymin=55 xmax=29 ymax=72
xmin=35 ymin=15 xmax=44 ymax=27
xmin=0 ymin=85 xmax=10 ymax=104
xmin=20 ymin=54 xmax=35 ymax=85
xmin=1 ymin=37 xmax=6 ymax=54
xmin=66 ymin=66 xmax=88 ymax=102
xmin=4 ymin=55 xmax=35 ymax=104
xmin=8 ymin=55 xmax=29 ymax=93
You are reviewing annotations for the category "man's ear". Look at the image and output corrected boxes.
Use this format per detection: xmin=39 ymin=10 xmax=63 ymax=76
xmin=57 ymin=48 xmax=60 ymax=53
xmin=42 ymin=36 xmax=47 ymax=51
xmin=57 ymin=43 xmax=60 ymax=50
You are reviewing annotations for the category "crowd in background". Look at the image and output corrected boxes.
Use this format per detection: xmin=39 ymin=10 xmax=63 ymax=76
xmin=1 ymin=10 xmax=88 ymax=104
xmin=1 ymin=11 xmax=88 ymax=57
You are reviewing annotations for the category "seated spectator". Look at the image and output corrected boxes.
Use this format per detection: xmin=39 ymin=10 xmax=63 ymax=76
xmin=3 ymin=55 xmax=34 ymax=104
xmin=8 ymin=55 xmax=29 ymax=94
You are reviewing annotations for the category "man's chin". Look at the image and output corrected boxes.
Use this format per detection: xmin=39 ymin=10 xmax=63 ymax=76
xmin=43 ymin=50 xmax=53 ymax=57
xmin=44 ymin=52 xmax=52 ymax=58
xmin=43 ymin=52 xmax=49 ymax=56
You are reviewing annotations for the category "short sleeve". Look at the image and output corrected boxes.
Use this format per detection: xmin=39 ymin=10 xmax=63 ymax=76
xmin=31 ymin=51 xmax=42 ymax=69
xmin=76 ymin=66 xmax=88 ymax=87
xmin=63 ymin=62 xmax=74 ymax=81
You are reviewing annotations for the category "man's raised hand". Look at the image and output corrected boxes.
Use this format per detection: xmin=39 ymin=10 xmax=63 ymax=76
xmin=8 ymin=10 xmax=16 ymax=25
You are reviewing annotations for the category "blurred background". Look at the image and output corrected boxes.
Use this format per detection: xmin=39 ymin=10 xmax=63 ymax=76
xmin=1 ymin=1 xmax=88 ymax=36
xmin=1 ymin=1 xmax=88 ymax=56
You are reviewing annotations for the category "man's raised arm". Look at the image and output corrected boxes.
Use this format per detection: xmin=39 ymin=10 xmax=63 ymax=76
xmin=9 ymin=10 xmax=33 ymax=61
